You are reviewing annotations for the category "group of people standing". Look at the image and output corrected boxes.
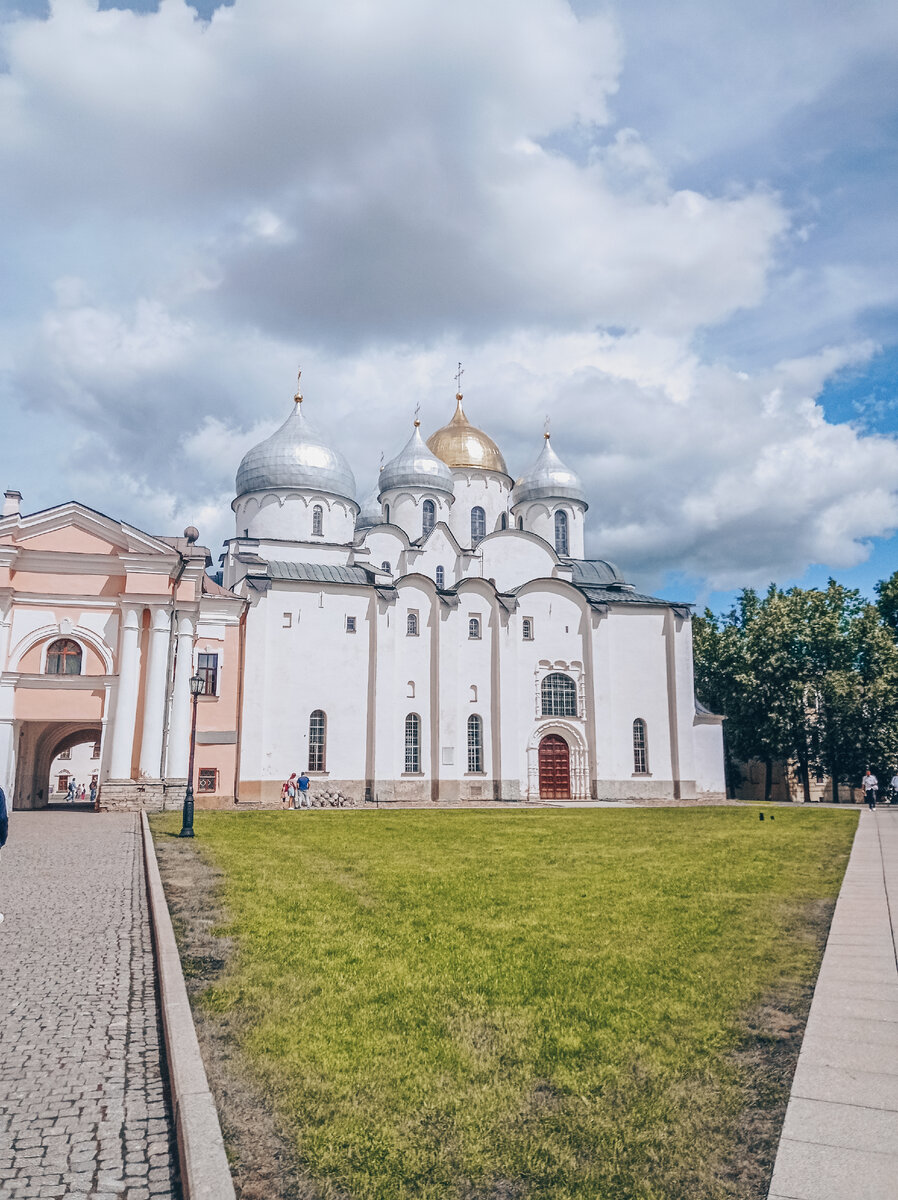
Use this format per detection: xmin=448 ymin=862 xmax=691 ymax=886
xmin=281 ymin=772 xmax=311 ymax=809
xmin=861 ymin=769 xmax=898 ymax=810
xmin=65 ymin=780 xmax=96 ymax=804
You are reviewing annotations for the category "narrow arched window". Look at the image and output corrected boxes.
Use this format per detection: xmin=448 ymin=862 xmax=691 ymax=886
xmin=471 ymin=506 xmax=486 ymax=545
xmin=522 ymin=617 xmax=534 ymax=640
xmin=541 ymin=672 xmax=577 ymax=717
xmin=381 ymin=561 xmax=391 ymax=572
xmin=46 ymin=638 xmax=82 ymax=675
xmin=467 ymin=714 xmax=483 ymax=773
xmin=554 ymin=509 xmax=569 ymax=555
xmin=312 ymin=504 xmax=324 ymax=536
xmin=633 ymin=718 xmax=648 ymax=774
xmin=500 ymin=512 xmax=508 ymax=530
xmin=517 ymin=515 xmax=524 ymax=530
xmin=405 ymin=713 xmax=421 ymax=773
xmin=435 ymin=565 xmax=445 ymax=589
xmin=309 ymin=710 xmax=326 ymax=772
xmin=422 ymin=499 xmax=436 ymax=537
xmin=468 ymin=616 xmax=481 ymax=640
xmin=407 ymin=612 xmax=419 ymax=637
xmin=384 ymin=503 xmax=391 ymax=524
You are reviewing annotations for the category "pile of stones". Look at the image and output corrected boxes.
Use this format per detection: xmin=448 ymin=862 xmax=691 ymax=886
xmin=308 ymin=788 xmax=358 ymax=808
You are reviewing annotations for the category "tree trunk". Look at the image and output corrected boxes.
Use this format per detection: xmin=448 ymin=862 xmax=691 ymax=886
xmin=764 ymin=757 xmax=773 ymax=803
xmin=830 ymin=757 xmax=839 ymax=804
xmin=797 ymin=749 xmax=812 ymax=804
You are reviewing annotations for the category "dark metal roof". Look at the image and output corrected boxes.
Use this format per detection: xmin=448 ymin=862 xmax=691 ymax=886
xmin=577 ymin=586 xmax=672 ymax=607
xmin=266 ymin=561 xmax=373 ymax=585
xmin=567 ymin=558 xmax=628 ymax=587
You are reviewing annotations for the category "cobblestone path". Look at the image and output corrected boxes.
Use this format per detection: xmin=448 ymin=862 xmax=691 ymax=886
xmin=0 ymin=812 xmax=181 ymax=1199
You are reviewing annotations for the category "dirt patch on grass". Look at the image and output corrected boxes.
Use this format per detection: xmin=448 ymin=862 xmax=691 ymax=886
xmin=152 ymin=833 xmax=330 ymax=1200
xmin=711 ymin=897 xmax=835 ymax=1199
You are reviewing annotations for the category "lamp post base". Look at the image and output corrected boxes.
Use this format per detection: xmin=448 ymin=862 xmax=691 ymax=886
xmin=179 ymin=786 xmax=196 ymax=838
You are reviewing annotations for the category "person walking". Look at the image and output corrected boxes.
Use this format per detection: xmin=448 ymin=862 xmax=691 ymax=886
xmin=862 ymin=769 xmax=878 ymax=810
xmin=298 ymin=772 xmax=311 ymax=808
xmin=66 ymin=779 xmax=75 ymax=804
xmin=0 ymin=783 xmax=8 ymax=924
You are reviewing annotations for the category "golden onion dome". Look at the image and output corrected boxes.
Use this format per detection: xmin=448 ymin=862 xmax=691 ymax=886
xmin=426 ymin=394 xmax=508 ymax=474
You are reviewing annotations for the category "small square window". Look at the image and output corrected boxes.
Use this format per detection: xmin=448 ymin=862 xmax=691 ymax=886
xmin=197 ymin=768 xmax=217 ymax=794
xmin=346 ymin=616 xmax=357 ymax=633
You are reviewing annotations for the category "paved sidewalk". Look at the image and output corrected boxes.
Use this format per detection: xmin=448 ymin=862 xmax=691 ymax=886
xmin=0 ymin=812 xmax=180 ymax=1200
xmin=768 ymin=808 xmax=898 ymax=1199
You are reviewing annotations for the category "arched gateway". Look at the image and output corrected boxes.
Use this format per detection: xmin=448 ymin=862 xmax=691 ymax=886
xmin=538 ymin=734 xmax=571 ymax=799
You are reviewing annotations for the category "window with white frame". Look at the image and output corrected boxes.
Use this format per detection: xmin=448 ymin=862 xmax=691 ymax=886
xmin=404 ymin=713 xmax=421 ymax=773
xmin=309 ymin=710 xmax=327 ymax=772
xmin=422 ymin=499 xmax=436 ymax=537
xmin=541 ymin=672 xmax=577 ymax=717
xmin=522 ymin=617 xmax=534 ymax=640
xmin=468 ymin=615 xmax=481 ymax=639
xmin=471 ymin=506 xmax=486 ymax=544
xmin=554 ymin=509 xmax=569 ymax=555
xmin=633 ymin=718 xmax=648 ymax=774
xmin=46 ymin=638 xmax=82 ymax=675
xmin=197 ymin=652 xmax=218 ymax=696
xmin=407 ymin=611 xmax=419 ymax=637
xmin=467 ymin=714 xmax=483 ymax=773
xmin=312 ymin=504 xmax=324 ymax=536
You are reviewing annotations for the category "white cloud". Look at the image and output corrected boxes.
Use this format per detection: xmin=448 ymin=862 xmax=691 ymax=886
xmin=0 ymin=0 xmax=896 ymax=594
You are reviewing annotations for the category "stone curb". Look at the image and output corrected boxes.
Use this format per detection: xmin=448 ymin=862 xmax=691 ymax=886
xmin=140 ymin=811 xmax=237 ymax=1200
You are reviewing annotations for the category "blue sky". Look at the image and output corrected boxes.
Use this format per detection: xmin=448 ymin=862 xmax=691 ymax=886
xmin=1 ymin=0 xmax=897 ymax=612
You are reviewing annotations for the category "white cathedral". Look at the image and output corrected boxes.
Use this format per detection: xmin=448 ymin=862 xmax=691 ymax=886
xmin=222 ymin=382 xmax=726 ymax=805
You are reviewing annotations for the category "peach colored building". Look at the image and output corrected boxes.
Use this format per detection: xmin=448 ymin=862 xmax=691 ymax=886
xmin=0 ymin=491 xmax=244 ymax=811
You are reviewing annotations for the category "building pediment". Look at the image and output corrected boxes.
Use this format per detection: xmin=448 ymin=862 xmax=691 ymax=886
xmin=5 ymin=502 xmax=178 ymax=561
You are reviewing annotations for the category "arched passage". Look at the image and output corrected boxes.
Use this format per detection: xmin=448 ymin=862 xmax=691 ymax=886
xmin=538 ymin=734 xmax=571 ymax=799
xmin=14 ymin=721 xmax=102 ymax=810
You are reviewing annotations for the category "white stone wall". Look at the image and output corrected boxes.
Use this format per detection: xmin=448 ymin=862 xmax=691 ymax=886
xmin=233 ymin=490 xmax=358 ymax=544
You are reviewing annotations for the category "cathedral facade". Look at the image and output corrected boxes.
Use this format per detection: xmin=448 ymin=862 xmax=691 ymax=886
xmin=0 ymin=384 xmax=725 ymax=810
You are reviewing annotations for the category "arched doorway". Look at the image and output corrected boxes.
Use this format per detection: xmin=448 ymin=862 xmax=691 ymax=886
xmin=14 ymin=721 xmax=102 ymax=810
xmin=539 ymin=734 xmax=571 ymax=799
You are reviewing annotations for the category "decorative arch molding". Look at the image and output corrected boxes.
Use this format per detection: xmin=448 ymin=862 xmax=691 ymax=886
xmin=525 ymin=720 xmax=589 ymax=800
xmin=533 ymin=659 xmax=586 ymax=723
xmin=243 ymin=491 xmax=357 ymax=516
xmin=9 ymin=623 xmax=115 ymax=675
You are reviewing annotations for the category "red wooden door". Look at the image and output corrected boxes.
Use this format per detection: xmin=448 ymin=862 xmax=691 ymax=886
xmin=539 ymin=735 xmax=571 ymax=799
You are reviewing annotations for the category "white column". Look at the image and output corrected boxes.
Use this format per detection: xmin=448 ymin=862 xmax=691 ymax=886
xmin=0 ymin=600 xmax=16 ymax=795
xmin=165 ymin=613 xmax=195 ymax=780
xmin=138 ymin=606 xmax=171 ymax=780
xmin=108 ymin=606 xmax=142 ymax=780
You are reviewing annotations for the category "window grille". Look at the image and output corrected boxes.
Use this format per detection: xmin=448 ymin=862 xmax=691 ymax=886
xmin=309 ymin=710 xmax=327 ymax=772
xmin=407 ymin=612 xmax=419 ymax=636
xmin=471 ymin=506 xmax=486 ymax=545
xmin=405 ymin=713 xmax=420 ymax=773
xmin=381 ymin=561 xmax=391 ymax=572
xmin=468 ymin=616 xmax=481 ymax=639
xmin=633 ymin=718 xmax=648 ymax=774
xmin=422 ymin=499 xmax=436 ymax=536
xmin=522 ymin=618 xmax=534 ymax=640
xmin=467 ymin=714 xmax=483 ymax=773
xmin=46 ymin=638 xmax=81 ymax=675
xmin=197 ymin=768 xmax=217 ymax=794
xmin=436 ymin=565 xmax=445 ymax=589
xmin=197 ymin=652 xmax=218 ymax=695
xmin=554 ymin=509 xmax=569 ymax=555
xmin=541 ymin=672 xmax=577 ymax=717
xmin=312 ymin=504 xmax=324 ymax=536
xmin=346 ymin=616 xmax=357 ymax=633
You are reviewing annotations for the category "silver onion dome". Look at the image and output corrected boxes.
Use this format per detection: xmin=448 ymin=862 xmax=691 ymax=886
xmin=236 ymin=398 xmax=356 ymax=501
xmin=512 ymin=435 xmax=587 ymax=507
xmin=355 ymin=483 xmax=383 ymax=531
xmin=379 ymin=423 xmax=454 ymax=498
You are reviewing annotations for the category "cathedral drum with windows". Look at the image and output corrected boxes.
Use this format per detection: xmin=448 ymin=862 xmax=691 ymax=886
xmin=223 ymin=383 xmax=726 ymax=804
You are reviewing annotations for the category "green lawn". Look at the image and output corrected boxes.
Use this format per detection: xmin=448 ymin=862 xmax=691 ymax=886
xmin=151 ymin=807 xmax=856 ymax=1200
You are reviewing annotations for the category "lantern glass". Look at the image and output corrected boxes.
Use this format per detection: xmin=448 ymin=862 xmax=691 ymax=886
xmin=189 ymin=673 xmax=205 ymax=697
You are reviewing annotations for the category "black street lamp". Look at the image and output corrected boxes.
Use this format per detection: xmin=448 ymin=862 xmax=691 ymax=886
xmin=179 ymin=672 xmax=205 ymax=838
